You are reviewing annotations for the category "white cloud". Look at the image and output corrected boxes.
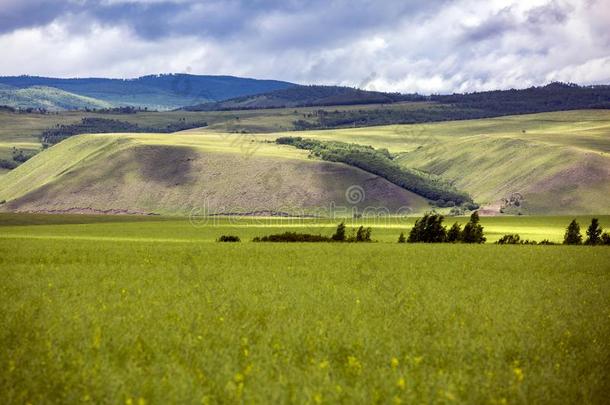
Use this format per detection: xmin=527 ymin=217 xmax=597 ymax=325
xmin=0 ymin=0 xmax=608 ymax=93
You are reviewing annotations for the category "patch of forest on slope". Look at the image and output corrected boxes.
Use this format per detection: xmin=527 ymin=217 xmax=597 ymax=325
xmin=276 ymin=136 xmax=475 ymax=206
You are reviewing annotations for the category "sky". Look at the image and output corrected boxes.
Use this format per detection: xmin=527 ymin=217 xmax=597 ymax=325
xmin=0 ymin=0 xmax=609 ymax=94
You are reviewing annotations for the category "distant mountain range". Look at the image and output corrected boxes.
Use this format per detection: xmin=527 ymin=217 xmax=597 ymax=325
xmin=1 ymin=75 xmax=609 ymax=115
xmin=0 ymin=74 xmax=295 ymax=111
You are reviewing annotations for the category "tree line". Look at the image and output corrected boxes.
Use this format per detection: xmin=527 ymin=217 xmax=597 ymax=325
xmin=218 ymin=216 xmax=610 ymax=245
xmin=41 ymin=117 xmax=208 ymax=145
xmin=563 ymin=218 xmax=610 ymax=245
xmin=276 ymin=136 xmax=475 ymax=207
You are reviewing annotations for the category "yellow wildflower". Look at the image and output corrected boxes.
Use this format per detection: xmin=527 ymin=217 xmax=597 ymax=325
xmin=347 ymin=356 xmax=362 ymax=374
xmin=319 ymin=360 xmax=330 ymax=369
xmin=391 ymin=357 xmax=399 ymax=368
xmin=313 ymin=393 xmax=323 ymax=404
xmin=396 ymin=377 xmax=406 ymax=390
xmin=513 ymin=367 xmax=524 ymax=382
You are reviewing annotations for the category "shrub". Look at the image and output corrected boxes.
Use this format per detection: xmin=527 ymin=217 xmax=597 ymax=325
xmin=584 ymin=218 xmax=602 ymax=245
xmin=0 ymin=159 xmax=18 ymax=170
xmin=397 ymin=232 xmax=406 ymax=243
xmin=217 ymin=235 xmax=240 ymax=242
xmin=253 ymin=232 xmax=330 ymax=242
xmin=253 ymin=223 xmax=373 ymax=243
xmin=538 ymin=239 xmax=556 ymax=245
xmin=496 ymin=234 xmax=521 ymax=244
xmin=463 ymin=202 xmax=480 ymax=211
xmin=521 ymin=239 xmax=538 ymax=245
xmin=602 ymin=232 xmax=610 ymax=245
xmin=331 ymin=222 xmax=346 ymax=242
xmin=563 ymin=219 xmax=582 ymax=245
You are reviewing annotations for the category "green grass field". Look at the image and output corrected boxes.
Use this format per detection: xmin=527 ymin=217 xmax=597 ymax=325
xmin=1 ymin=214 xmax=609 ymax=404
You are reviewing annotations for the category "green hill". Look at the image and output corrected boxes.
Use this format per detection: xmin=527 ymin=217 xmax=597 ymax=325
xmin=1 ymin=110 xmax=608 ymax=216
xmin=0 ymin=86 xmax=112 ymax=111
xmin=185 ymin=85 xmax=415 ymax=111
xmin=275 ymin=110 xmax=610 ymax=214
xmin=0 ymin=133 xmax=428 ymax=215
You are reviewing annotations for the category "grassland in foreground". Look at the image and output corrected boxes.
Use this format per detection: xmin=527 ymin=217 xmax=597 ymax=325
xmin=1 ymin=214 xmax=609 ymax=404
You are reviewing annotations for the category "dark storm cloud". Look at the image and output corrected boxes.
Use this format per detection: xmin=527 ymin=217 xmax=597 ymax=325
xmin=463 ymin=7 xmax=518 ymax=43
xmin=462 ymin=1 xmax=571 ymax=44
xmin=0 ymin=0 xmax=447 ymax=44
xmin=0 ymin=0 xmax=74 ymax=33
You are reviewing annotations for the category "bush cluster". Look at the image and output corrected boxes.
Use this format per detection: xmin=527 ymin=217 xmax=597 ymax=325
xmin=496 ymin=234 xmax=541 ymax=245
xmin=253 ymin=223 xmax=372 ymax=243
xmin=217 ymin=235 xmax=240 ymax=242
xmin=404 ymin=211 xmax=486 ymax=244
xmin=253 ymin=232 xmax=330 ymax=243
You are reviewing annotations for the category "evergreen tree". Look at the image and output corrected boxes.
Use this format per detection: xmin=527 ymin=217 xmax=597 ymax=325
xmin=563 ymin=219 xmax=582 ymax=245
xmin=461 ymin=211 xmax=486 ymax=243
xmin=332 ymin=222 xmax=346 ymax=241
xmin=355 ymin=226 xmax=372 ymax=242
xmin=397 ymin=232 xmax=406 ymax=243
xmin=584 ymin=218 xmax=602 ymax=245
xmin=446 ymin=222 xmax=462 ymax=242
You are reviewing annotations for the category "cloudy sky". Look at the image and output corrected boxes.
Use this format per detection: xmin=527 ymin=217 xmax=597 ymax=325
xmin=0 ymin=0 xmax=609 ymax=93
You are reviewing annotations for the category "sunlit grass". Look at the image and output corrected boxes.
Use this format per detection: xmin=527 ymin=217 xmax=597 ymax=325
xmin=1 ymin=214 xmax=609 ymax=403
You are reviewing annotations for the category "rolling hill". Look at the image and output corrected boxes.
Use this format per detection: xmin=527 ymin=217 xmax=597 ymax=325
xmin=0 ymin=133 xmax=428 ymax=215
xmin=276 ymin=110 xmax=610 ymax=214
xmin=0 ymin=110 xmax=608 ymax=216
xmin=0 ymin=75 xmax=296 ymax=110
xmin=184 ymin=85 xmax=416 ymax=111
xmin=0 ymin=85 xmax=113 ymax=111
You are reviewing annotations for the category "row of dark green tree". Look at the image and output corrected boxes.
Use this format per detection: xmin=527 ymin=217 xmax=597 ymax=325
xmin=276 ymin=136 xmax=474 ymax=206
xmin=41 ymin=117 xmax=208 ymax=145
xmin=398 ymin=211 xmax=486 ymax=243
xmin=563 ymin=218 xmax=610 ymax=245
xmin=289 ymin=83 xmax=610 ymax=130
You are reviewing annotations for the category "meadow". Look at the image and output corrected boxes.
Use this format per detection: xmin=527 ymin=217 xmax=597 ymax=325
xmin=1 ymin=214 xmax=609 ymax=404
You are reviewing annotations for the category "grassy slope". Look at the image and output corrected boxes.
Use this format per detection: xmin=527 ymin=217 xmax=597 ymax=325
xmin=1 ymin=109 xmax=608 ymax=214
xmin=0 ymin=86 xmax=112 ymax=111
xmin=273 ymin=110 xmax=610 ymax=214
xmin=0 ymin=133 xmax=428 ymax=215
xmin=1 ymin=224 xmax=609 ymax=403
